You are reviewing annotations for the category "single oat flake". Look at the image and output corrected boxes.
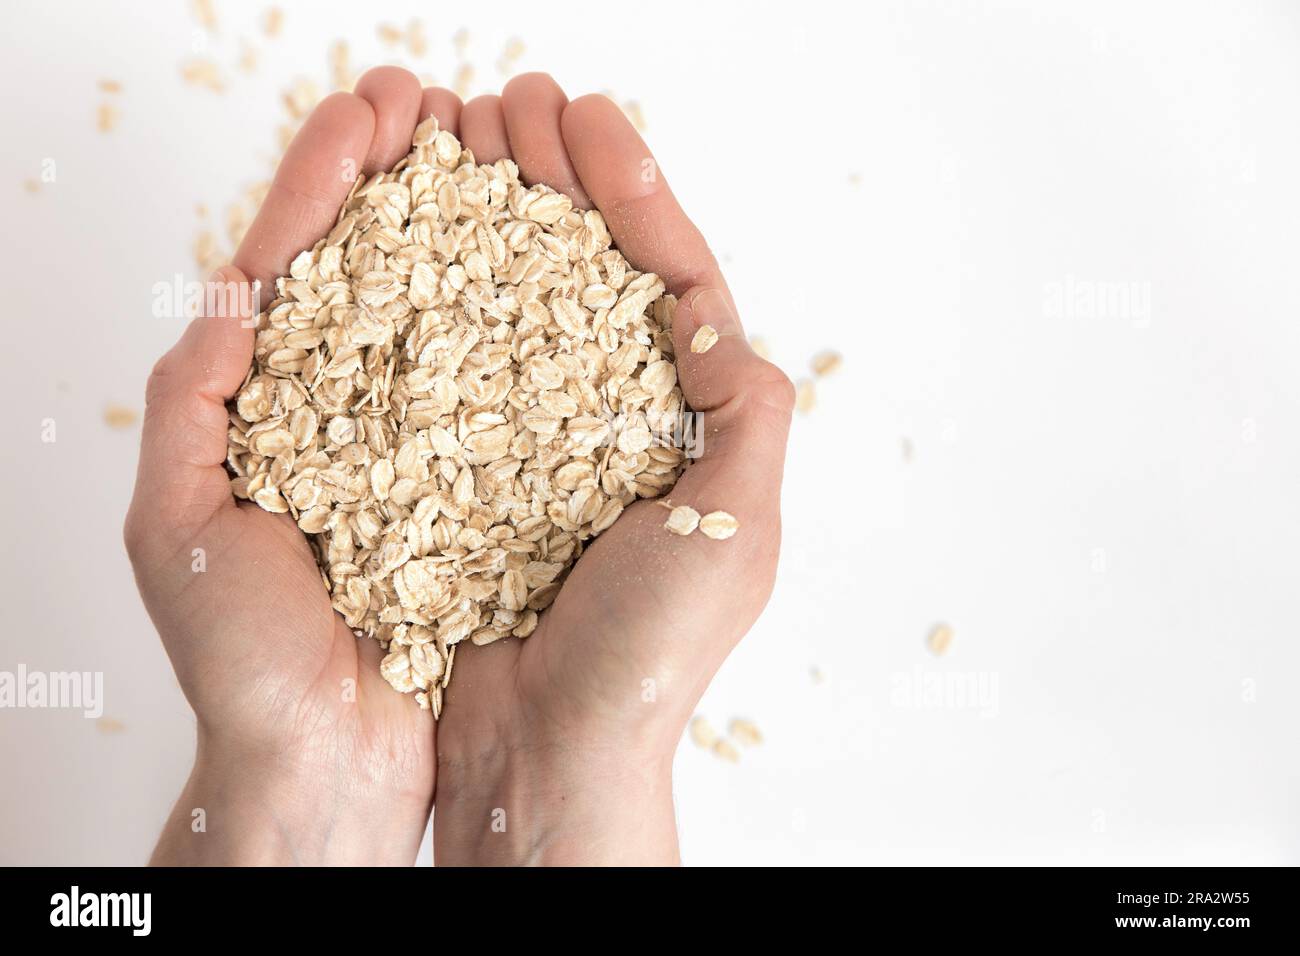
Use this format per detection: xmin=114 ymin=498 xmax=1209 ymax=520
xmin=712 ymin=738 xmax=740 ymax=763
xmin=927 ymin=622 xmax=954 ymax=656
xmin=497 ymin=37 xmax=526 ymax=74
xmin=623 ymin=100 xmax=647 ymax=132
xmin=795 ymin=379 xmax=816 ymax=413
xmin=453 ymin=63 xmax=475 ymax=99
xmin=664 ymin=505 xmax=700 ymax=536
xmin=263 ymin=7 xmax=284 ymax=38
xmin=690 ymin=324 xmax=718 ymax=354
xmin=728 ymin=717 xmax=762 ymax=746
xmin=228 ymin=116 xmax=691 ymax=710
xmin=192 ymin=0 xmax=216 ymax=32
xmin=406 ymin=20 xmax=428 ymax=58
xmin=104 ymin=404 xmax=139 ymax=428
xmin=96 ymin=103 xmax=119 ymax=133
xmin=810 ymin=350 xmax=842 ymax=377
xmin=698 ymin=511 xmax=738 ymax=540
xmin=689 ymin=715 xmax=717 ymax=749
xmin=181 ymin=58 xmax=225 ymax=93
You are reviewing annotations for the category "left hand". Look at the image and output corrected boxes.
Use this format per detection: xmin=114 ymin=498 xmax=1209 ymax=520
xmin=127 ymin=69 xmax=449 ymax=865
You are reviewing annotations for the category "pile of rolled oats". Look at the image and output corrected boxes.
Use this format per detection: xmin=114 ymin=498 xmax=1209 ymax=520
xmin=226 ymin=116 xmax=688 ymax=715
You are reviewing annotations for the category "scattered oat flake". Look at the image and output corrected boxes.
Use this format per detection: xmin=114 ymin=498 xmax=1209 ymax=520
xmin=192 ymin=0 xmax=217 ymax=31
xmin=497 ymin=37 xmax=526 ymax=73
xmin=378 ymin=23 xmax=402 ymax=45
xmin=96 ymin=103 xmax=120 ymax=133
xmin=98 ymin=79 xmax=122 ymax=93
xmin=181 ymin=58 xmax=225 ymax=93
xmin=453 ymin=28 xmax=469 ymax=54
xmin=729 ymin=718 xmax=762 ymax=747
xmin=283 ymin=77 xmax=320 ymax=119
xmin=23 ymin=179 xmax=40 ymax=194
xmin=194 ymin=230 xmax=220 ymax=271
xmin=623 ymin=100 xmax=647 ymax=132
xmin=795 ymin=379 xmax=816 ymax=413
xmin=407 ymin=19 xmax=427 ymax=57
xmin=665 ymin=505 xmax=700 ymax=536
xmin=238 ymin=39 xmax=258 ymax=74
xmin=104 ymin=405 xmax=139 ymax=429
xmin=263 ymin=7 xmax=283 ymax=37
xmin=811 ymin=350 xmax=842 ymax=377
xmin=330 ymin=40 xmax=351 ymax=90
xmin=275 ymin=123 xmax=295 ymax=152
xmin=690 ymin=324 xmax=718 ymax=354
xmin=750 ymin=336 xmax=771 ymax=359
xmin=712 ymin=738 xmax=741 ymax=763
xmin=689 ymin=716 xmax=717 ymax=749
xmin=453 ymin=63 xmax=474 ymax=99
xmin=97 ymin=717 xmax=126 ymax=734
xmin=699 ymin=511 xmax=739 ymax=540
xmin=927 ymin=622 xmax=954 ymax=656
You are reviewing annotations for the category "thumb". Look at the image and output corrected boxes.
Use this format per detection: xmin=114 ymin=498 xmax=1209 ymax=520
xmin=656 ymin=284 xmax=795 ymax=588
xmin=672 ymin=284 xmax=796 ymax=463
xmin=126 ymin=266 xmax=255 ymax=555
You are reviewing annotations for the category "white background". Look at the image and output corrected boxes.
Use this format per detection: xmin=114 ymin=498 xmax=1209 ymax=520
xmin=1 ymin=0 xmax=1297 ymax=865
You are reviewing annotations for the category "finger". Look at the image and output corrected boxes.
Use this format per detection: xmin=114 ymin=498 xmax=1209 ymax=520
xmin=561 ymin=94 xmax=721 ymax=295
xmin=129 ymin=266 xmax=256 ymax=542
xmin=460 ymin=95 xmax=512 ymax=164
xmin=664 ymin=285 xmax=794 ymax=563
xmin=608 ymin=288 xmax=795 ymax=663
xmin=420 ymin=86 xmax=463 ymax=137
xmin=353 ymin=66 xmax=423 ymax=173
xmin=234 ymin=92 xmax=375 ymax=293
xmin=501 ymin=73 xmax=590 ymax=207
xmin=672 ymin=286 xmax=793 ymax=414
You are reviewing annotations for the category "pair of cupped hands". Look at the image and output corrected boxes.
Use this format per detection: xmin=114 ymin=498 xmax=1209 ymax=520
xmin=125 ymin=67 xmax=794 ymax=865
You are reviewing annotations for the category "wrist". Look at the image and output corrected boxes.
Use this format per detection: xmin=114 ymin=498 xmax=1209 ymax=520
xmin=434 ymin=737 xmax=678 ymax=866
xmin=151 ymin=735 xmax=431 ymax=866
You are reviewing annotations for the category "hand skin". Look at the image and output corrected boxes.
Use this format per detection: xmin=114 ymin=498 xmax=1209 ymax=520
xmin=126 ymin=68 xmax=794 ymax=866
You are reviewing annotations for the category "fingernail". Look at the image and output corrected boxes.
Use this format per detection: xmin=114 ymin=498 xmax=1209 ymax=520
xmin=682 ymin=287 xmax=750 ymax=356
xmin=684 ymin=286 xmax=747 ymax=342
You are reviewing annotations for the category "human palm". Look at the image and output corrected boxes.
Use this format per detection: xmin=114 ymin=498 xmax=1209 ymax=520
xmin=441 ymin=391 xmax=790 ymax=755
xmin=134 ymin=495 xmax=431 ymax=766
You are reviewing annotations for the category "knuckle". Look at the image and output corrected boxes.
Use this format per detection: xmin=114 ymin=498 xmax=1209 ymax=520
xmin=122 ymin=505 xmax=148 ymax=563
xmin=144 ymin=352 xmax=176 ymax=410
xmin=751 ymin=361 xmax=797 ymax=415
